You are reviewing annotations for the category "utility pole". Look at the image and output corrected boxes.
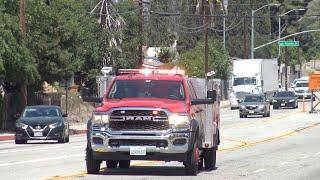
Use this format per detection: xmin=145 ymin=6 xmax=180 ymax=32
xmin=202 ymin=0 xmax=210 ymax=74
xmin=297 ymin=41 xmax=301 ymax=78
xmin=139 ymin=0 xmax=144 ymax=67
xmin=284 ymin=27 xmax=288 ymax=91
xmin=243 ymin=13 xmax=248 ymax=59
xmin=19 ymin=0 xmax=27 ymax=108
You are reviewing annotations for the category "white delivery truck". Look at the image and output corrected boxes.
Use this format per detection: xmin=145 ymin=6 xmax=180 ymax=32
xmin=229 ymin=59 xmax=278 ymax=109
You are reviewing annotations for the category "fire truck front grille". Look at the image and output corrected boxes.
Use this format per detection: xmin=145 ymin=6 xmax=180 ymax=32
xmin=109 ymin=121 xmax=169 ymax=130
xmin=109 ymin=109 xmax=169 ymax=131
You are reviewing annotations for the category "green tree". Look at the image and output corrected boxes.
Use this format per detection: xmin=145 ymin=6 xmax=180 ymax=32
xmin=178 ymin=38 xmax=229 ymax=79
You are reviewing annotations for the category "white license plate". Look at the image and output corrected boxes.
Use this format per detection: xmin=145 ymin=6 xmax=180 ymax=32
xmin=130 ymin=147 xmax=146 ymax=156
xmin=34 ymin=131 xmax=43 ymax=137
xmin=249 ymin=110 xmax=255 ymax=114
xmin=281 ymin=103 xmax=285 ymax=106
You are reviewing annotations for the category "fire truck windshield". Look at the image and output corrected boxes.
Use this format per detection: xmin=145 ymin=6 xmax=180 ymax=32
xmin=107 ymin=80 xmax=185 ymax=100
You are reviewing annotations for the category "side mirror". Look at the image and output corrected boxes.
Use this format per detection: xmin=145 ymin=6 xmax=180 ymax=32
xmin=62 ymin=114 xmax=68 ymax=117
xmin=191 ymin=99 xmax=214 ymax=105
xmin=207 ymin=90 xmax=217 ymax=102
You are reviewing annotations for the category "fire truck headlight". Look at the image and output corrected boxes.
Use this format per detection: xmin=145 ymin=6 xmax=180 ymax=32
xmin=92 ymin=114 xmax=110 ymax=124
xmin=169 ymin=114 xmax=189 ymax=127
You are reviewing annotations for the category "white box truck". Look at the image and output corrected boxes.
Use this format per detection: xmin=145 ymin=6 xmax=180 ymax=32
xmin=229 ymin=59 xmax=278 ymax=109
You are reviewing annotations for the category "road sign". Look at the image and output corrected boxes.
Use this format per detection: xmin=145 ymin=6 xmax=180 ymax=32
xmin=278 ymin=41 xmax=300 ymax=47
xmin=309 ymin=73 xmax=320 ymax=91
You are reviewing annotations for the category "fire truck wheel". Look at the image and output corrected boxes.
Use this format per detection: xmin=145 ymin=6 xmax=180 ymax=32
xmin=106 ymin=160 xmax=118 ymax=168
xmin=119 ymin=160 xmax=131 ymax=169
xmin=86 ymin=148 xmax=101 ymax=174
xmin=184 ymin=138 xmax=199 ymax=175
xmin=203 ymin=147 xmax=217 ymax=171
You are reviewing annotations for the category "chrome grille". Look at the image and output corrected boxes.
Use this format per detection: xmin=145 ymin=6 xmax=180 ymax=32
xmin=109 ymin=109 xmax=169 ymax=130
xmin=246 ymin=105 xmax=258 ymax=110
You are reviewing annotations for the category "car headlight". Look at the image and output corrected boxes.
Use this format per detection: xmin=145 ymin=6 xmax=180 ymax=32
xmin=49 ymin=122 xmax=63 ymax=129
xmin=16 ymin=122 xmax=28 ymax=129
xmin=258 ymin=105 xmax=265 ymax=109
xmin=240 ymin=105 xmax=246 ymax=109
xmin=168 ymin=114 xmax=189 ymax=128
xmin=92 ymin=114 xmax=110 ymax=124
xmin=273 ymin=99 xmax=278 ymax=103
xmin=289 ymin=99 xmax=295 ymax=102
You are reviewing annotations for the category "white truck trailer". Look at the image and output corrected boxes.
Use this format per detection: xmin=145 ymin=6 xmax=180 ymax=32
xmin=229 ymin=59 xmax=278 ymax=109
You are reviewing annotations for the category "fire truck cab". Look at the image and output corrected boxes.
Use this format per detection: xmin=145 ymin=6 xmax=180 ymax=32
xmin=86 ymin=69 xmax=220 ymax=175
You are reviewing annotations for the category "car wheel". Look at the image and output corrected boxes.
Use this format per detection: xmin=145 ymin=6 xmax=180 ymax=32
xmin=273 ymin=105 xmax=278 ymax=110
xmin=58 ymin=136 xmax=66 ymax=143
xmin=119 ymin=160 xmax=131 ymax=169
xmin=185 ymin=137 xmax=199 ymax=175
xmin=15 ymin=139 xmax=27 ymax=144
xmin=86 ymin=147 xmax=101 ymax=174
xmin=239 ymin=114 xmax=243 ymax=118
xmin=65 ymin=136 xmax=69 ymax=143
xmin=203 ymin=147 xmax=217 ymax=171
xmin=106 ymin=160 xmax=118 ymax=168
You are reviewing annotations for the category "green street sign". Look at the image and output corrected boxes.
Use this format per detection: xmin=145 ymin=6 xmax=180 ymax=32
xmin=278 ymin=41 xmax=300 ymax=47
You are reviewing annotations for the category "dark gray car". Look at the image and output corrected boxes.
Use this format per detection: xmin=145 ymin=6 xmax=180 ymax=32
xmin=15 ymin=105 xmax=69 ymax=144
xmin=239 ymin=94 xmax=270 ymax=118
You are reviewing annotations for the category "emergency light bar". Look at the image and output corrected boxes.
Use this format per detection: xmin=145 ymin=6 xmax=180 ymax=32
xmin=118 ymin=69 xmax=185 ymax=75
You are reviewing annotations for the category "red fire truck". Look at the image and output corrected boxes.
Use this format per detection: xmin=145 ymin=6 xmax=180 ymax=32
xmin=85 ymin=68 xmax=221 ymax=175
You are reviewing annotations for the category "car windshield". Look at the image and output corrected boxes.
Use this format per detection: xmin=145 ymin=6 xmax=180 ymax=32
xmin=233 ymin=77 xmax=256 ymax=86
xmin=22 ymin=107 xmax=60 ymax=118
xmin=276 ymin=91 xmax=295 ymax=97
xmin=244 ymin=95 xmax=263 ymax=102
xmin=295 ymin=82 xmax=308 ymax=87
xmin=107 ymin=80 xmax=185 ymax=100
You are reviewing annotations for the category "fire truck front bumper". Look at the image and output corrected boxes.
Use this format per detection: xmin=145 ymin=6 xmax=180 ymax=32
xmin=90 ymin=130 xmax=192 ymax=161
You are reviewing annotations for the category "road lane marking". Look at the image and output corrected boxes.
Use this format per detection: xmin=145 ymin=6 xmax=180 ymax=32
xmin=220 ymin=122 xmax=320 ymax=152
xmin=280 ymin=161 xmax=289 ymax=166
xmin=253 ymin=169 xmax=266 ymax=173
xmin=46 ymin=160 xmax=159 ymax=180
xmin=0 ymin=146 xmax=60 ymax=154
xmin=0 ymin=154 xmax=83 ymax=167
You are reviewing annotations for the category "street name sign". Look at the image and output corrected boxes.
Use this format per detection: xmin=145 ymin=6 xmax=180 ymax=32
xmin=278 ymin=41 xmax=300 ymax=47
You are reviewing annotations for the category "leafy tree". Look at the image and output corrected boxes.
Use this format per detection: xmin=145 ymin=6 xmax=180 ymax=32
xmin=178 ymin=38 xmax=229 ymax=79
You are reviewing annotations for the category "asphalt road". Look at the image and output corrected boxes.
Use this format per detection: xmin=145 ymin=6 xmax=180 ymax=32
xmin=0 ymin=101 xmax=319 ymax=180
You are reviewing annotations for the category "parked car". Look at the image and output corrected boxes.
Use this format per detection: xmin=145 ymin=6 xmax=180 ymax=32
xmin=239 ymin=94 xmax=270 ymax=118
xmin=273 ymin=91 xmax=298 ymax=109
xmin=15 ymin=105 xmax=69 ymax=144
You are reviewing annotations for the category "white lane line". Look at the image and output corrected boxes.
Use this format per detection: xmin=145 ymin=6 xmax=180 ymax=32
xmin=280 ymin=161 xmax=289 ymax=166
xmin=253 ymin=169 xmax=266 ymax=173
xmin=0 ymin=146 xmax=60 ymax=154
xmin=301 ymin=155 xmax=309 ymax=159
xmin=0 ymin=154 xmax=83 ymax=167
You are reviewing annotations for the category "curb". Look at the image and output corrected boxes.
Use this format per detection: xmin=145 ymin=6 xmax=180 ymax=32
xmin=0 ymin=129 xmax=87 ymax=142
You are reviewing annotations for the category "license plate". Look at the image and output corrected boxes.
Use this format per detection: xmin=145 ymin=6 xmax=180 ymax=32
xmin=34 ymin=131 xmax=43 ymax=137
xmin=249 ymin=110 xmax=254 ymax=114
xmin=130 ymin=147 xmax=146 ymax=156
xmin=281 ymin=103 xmax=285 ymax=106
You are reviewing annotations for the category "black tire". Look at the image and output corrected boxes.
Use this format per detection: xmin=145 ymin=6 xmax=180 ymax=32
xmin=184 ymin=138 xmax=199 ymax=175
xmin=106 ymin=160 xmax=118 ymax=168
xmin=239 ymin=114 xmax=243 ymax=118
xmin=203 ymin=147 xmax=217 ymax=171
xmin=119 ymin=160 xmax=131 ymax=169
xmin=65 ymin=136 xmax=69 ymax=143
xmin=15 ymin=139 xmax=27 ymax=144
xmin=58 ymin=137 xmax=65 ymax=143
xmin=86 ymin=148 xmax=101 ymax=174
xmin=273 ymin=106 xmax=278 ymax=110
xmin=243 ymin=115 xmax=247 ymax=118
